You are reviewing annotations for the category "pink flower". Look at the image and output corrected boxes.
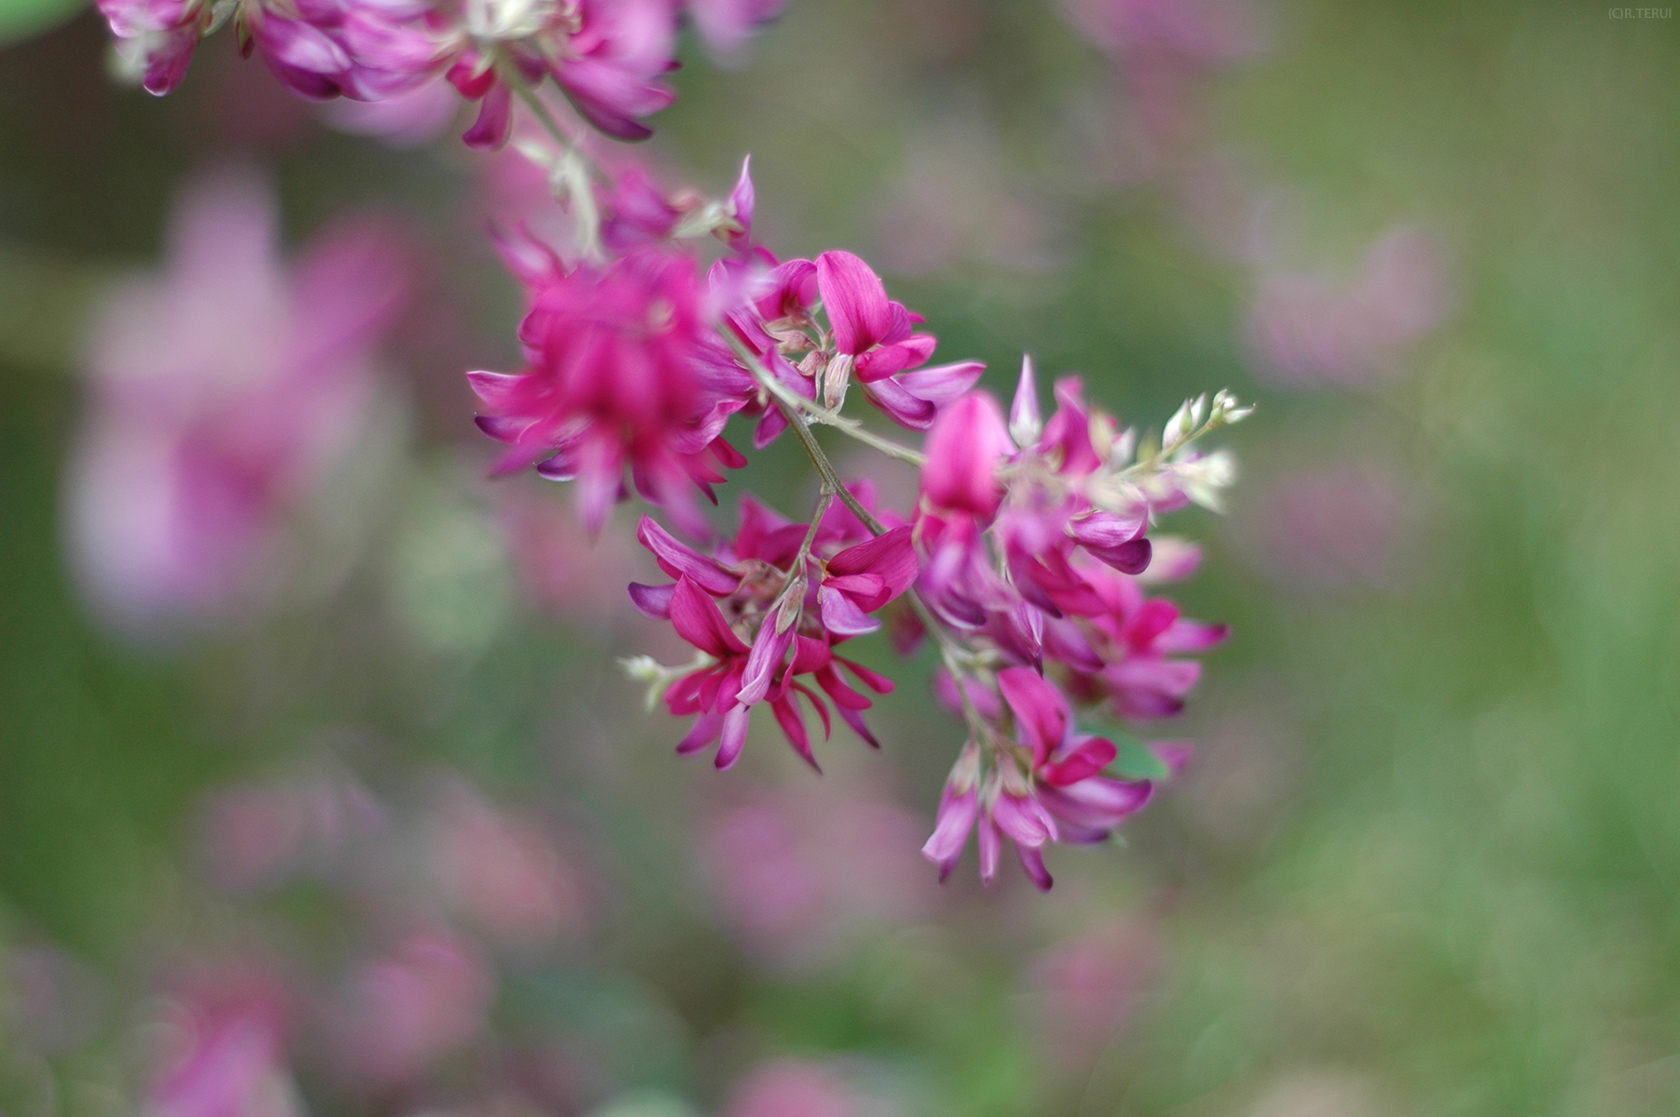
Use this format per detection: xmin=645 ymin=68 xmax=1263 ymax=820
xmin=921 ymin=669 xmax=1154 ymax=890
xmin=1024 ymin=919 xmax=1161 ymax=1073
xmin=326 ymin=930 xmax=495 ymax=1087
xmin=704 ymin=781 xmax=933 ymax=965
xmin=1244 ymin=223 xmax=1454 ymax=387
xmin=1052 ymin=554 xmax=1225 ymax=719
xmin=144 ymin=974 xmax=300 ymax=1117
xmin=432 ymin=781 xmax=592 ymax=948
xmin=67 ymin=167 xmax=408 ymax=633
xmin=722 ymin=1060 xmax=864 ymax=1117
xmin=814 ymin=250 xmax=985 ymax=429
xmin=555 ymin=0 xmax=680 ymax=140
xmin=1062 ymin=0 xmax=1261 ymax=157
xmin=197 ymin=767 xmax=383 ymax=893
xmin=683 ymin=0 xmax=788 ymax=65
xmin=467 ymin=245 xmax=753 ymax=534
xmin=98 ymin=0 xmax=207 ymax=94
xmin=921 ymin=391 xmax=1011 ymax=519
xmin=630 ymin=498 xmax=907 ymax=768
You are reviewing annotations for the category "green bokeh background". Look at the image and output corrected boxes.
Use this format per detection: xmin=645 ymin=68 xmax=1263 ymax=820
xmin=3 ymin=1 xmax=1680 ymax=1114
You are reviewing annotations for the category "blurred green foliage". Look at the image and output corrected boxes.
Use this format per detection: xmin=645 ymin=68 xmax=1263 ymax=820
xmin=3 ymin=1 xmax=1680 ymax=1114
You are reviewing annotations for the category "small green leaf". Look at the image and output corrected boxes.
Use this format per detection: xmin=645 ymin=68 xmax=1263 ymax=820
xmin=1113 ymin=735 xmax=1170 ymax=781
xmin=0 ymin=0 xmax=88 ymax=47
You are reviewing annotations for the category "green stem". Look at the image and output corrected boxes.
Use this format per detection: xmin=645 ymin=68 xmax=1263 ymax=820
xmin=727 ymin=335 xmax=926 ymax=466
xmin=508 ymin=75 xmax=603 ymax=261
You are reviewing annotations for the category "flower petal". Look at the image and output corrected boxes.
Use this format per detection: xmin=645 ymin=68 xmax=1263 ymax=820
xmin=816 ymin=250 xmax=893 ymax=355
xmin=998 ymin=666 xmax=1070 ymax=766
xmin=669 ymin=577 xmax=750 ymax=657
xmin=637 ymin=516 xmax=741 ymax=595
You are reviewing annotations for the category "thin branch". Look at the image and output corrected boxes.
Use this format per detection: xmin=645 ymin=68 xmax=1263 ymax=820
xmin=727 ymin=334 xmax=926 ymax=466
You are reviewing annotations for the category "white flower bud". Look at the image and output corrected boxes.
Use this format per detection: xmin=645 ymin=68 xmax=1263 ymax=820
xmin=1009 ymin=354 xmax=1043 ymax=449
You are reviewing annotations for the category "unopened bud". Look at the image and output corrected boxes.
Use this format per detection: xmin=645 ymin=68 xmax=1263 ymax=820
xmin=949 ymin=739 xmax=984 ymax=793
xmin=823 ymin=351 xmax=854 ymax=410
xmin=1109 ymin=426 xmax=1138 ymax=468
xmin=775 ymin=581 xmax=804 ymax=633
xmin=1009 ymin=355 xmax=1043 ymax=449
xmin=1163 ymin=398 xmax=1196 ymax=450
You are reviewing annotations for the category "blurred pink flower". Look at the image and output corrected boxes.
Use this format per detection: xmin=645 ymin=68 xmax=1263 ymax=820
xmin=870 ymin=118 xmax=1063 ymax=276
xmin=704 ymin=781 xmax=934 ymax=966
xmin=198 ymin=767 xmax=384 ymax=894
xmin=67 ymin=166 xmax=408 ymax=634
xmin=144 ymin=973 xmax=300 ymax=1117
xmin=432 ymin=781 xmax=592 ymax=949
xmin=685 ymin=0 xmax=789 ymax=65
xmin=722 ymin=1060 xmax=861 ymax=1117
xmin=319 ymin=80 xmax=460 ymax=147
xmin=1244 ymin=224 xmax=1454 ymax=387
xmin=326 ymin=930 xmax=495 ymax=1086
xmin=1023 ymin=918 xmax=1161 ymax=1074
xmin=1062 ymin=0 xmax=1262 ymax=160
xmin=497 ymin=489 xmax=650 ymax=624
xmin=1238 ymin=459 xmax=1428 ymax=591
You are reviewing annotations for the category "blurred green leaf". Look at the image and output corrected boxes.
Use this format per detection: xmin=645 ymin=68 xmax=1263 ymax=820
xmin=0 ymin=0 xmax=88 ymax=47
xmin=1113 ymin=735 xmax=1170 ymax=781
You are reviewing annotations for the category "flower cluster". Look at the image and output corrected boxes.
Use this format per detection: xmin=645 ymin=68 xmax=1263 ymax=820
xmin=97 ymin=0 xmax=785 ymax=147
xmin=494 ymin=156 xmax=1248 ymax=890
xmin=93 ymin=0 xmax=1253 ymax=893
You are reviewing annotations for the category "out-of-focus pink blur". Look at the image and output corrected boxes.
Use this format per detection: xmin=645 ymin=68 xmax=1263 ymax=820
xmin=66 ymin=166 xmax=409 ymax=635
xmin=704 ymin=779 xmax=936 ymax=967
xmin=1244 ymin=225 xmax=1454 ymax=387
xmin=721 ymin=1059 xmax=866 ymax=1117
xmin=324 ymin=929 xmax=495 ymax=1087
xmin=1023 ymin=917 xmax=1162 ymax=1074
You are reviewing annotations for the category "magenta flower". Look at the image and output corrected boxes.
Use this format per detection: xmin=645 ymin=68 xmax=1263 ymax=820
xmin=98 ymin=0 xmax=207 ymax=94
xmin=1061 ymin=554 xmax=1228 ymax=719
xmin=556 ymin=0 xmax=680 ymax=139
xmin=684 ymin=0 xmax=789 ymax=64
xmin=67 ymin=167 xmax=408 ymax=633
xmin=629 ymin=496 xmax=908 ymax=768
xmin=467 ymin=245 xmax=754 ymax=534
xmin=814 ymin=250 xmax=985 ymax=429
xmin=921 ymin=668 xmax=1153 ymax=890
xmin=920 ymin=390 xmax=1011 ymax=520
xmin=325 ymin=931 xmax=495 ymax=1087
xmin=144 ymin=973 xmax=300 ymax=1117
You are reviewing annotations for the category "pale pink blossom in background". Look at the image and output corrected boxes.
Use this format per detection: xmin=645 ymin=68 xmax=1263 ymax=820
xmin=685 ymin=0 xmax=790 ymax=65
xmin=870 ymin=115 xmax=1064 ymax=275
xmin=721 ymin=1060 xmax=863 ymax=1117
xmin=704 ymin=781 xmax=935 ymax=967
xmin=325 ymin=929 xmax=495 ymax=1086
xmin=319 ymin=81 xmax=460 ymax=147
xmin=1172 ymin=149 xmax=1297 ymax=265
xmin=144 ymin=973 xmax=301 ymax=1117
xmin=498 ymin=490 xmax=651 ymax=625
xmin=198 ymin=766 xmax=384 ymax=894
xmin=1062 ymin=0 xmax=1263 ymax=167
xmin=1023 ymin=918 xmax=1162 ymax=1074
xmin=67 ymin=166 xmax=408 ymax=634
xmin=432 ymin=780 xmax=593 ymax=948
xmin=1237 ymin=459 xmax=1430 ymax=591
xmin=1244 ymin=224 xmax=1454 ymax=387
xmin=1174 ymin=702 xmax=1299 ymax=848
